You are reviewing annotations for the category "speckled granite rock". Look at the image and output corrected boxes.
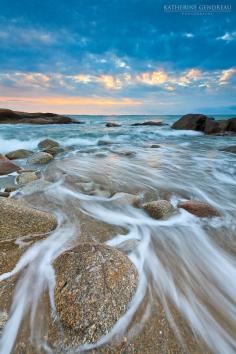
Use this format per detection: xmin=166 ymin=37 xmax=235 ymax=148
xmin=177 ymin=200 xmax=220 ymax=217
xmin=0 ymin=198 xmax=57 ymax=240
xmin=27 ymin=152 xmax=53 ymax=164
xmin=52 ymin=243 xmax=138 ymax=346
xmin=6 ymin=149 xmax=33 ymax=160
xmin=16 ymin=171 xmax=40 ymax=185
xmin=143 ymin=200 xmax=174 ymax=219
xmin=0 ymin=160 xmax=21 ymax=175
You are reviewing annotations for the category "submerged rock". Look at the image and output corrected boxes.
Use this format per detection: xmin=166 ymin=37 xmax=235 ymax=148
xmin=53 ymin=243 xmax=138 ymax=344
xmin=220 ymin=145 xmax=236 ymax=154
xmin=18 ymin=179 xmax=52 ymax=195
xmin=38 ymin=139 xmax=60 ymax=150
xmin=106 ymin=122 xmax=121 ymax=127
xmin=42 ymin=146 xmax=64 ymax=156
xmin=112 ymin=192 xmax=141 ymax=207
xmin=150 ymin=144 xmax=160 ymax=148
xmin=0 ymin=198 xmax=57 ymax=240
xmin=143 ymin=200 xmax=174 ymax=219
xmin=0 ymin=160 xmax=21 ymax=176
xmin=177 ymin=200 xmax=220 ymax=217
xmin=6 ymin=149 xmax=33 ymax=160
xmin=27 ymin=152 xmax=53 ymax=164
xmin=97 ymin=140 xmax=113 ymax=146
xmin=16 ymin=171 xmax=40 ymax=185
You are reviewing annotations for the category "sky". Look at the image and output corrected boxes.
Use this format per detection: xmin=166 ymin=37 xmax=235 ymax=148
xmin=0 ymin=0 xmax=235 ymax=115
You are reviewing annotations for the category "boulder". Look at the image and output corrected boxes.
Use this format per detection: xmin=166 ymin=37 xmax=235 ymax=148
xmin=16 ymin=171 xmax=40 ymax=185
xmin=6 ymin=149 xmax=33 ymax=160
xmin=0 ymin=108 xmax=78 ymax=124
xmin=143 ymin=200 xmax=174 ymax=219
xmin=27 ymin=152 xmax=53 ymax=164
xmin=220 ymin=145 xmax=236 ymax=154
xmin=38 ymin=139 xmax=60 ymax=150
xmin=0 ymin=160 xmax=21 ymax=175
xmin=227 ymin=118 xmax=236 ymax=132
xmin=0 ymin=192 xmax=9 ymax=197
xmin=106 ymin=122 xmax=121 ymax=127
xmin=204 ymin=119 xmax=229 ymax=135
xmin=172 ymin=114 xmax=210 ymax=131
xmin=42 ymin=146 xmax=64 ymax=156
xmin=177 ymin=200 xmax=220 ymax=217
xmin=0 ymin=198 xmax=57 ymax=240
xmin=53 ymin=243 xmax=138 ymax=344
xmin=150 ymin=144 xmax=160 ymax=148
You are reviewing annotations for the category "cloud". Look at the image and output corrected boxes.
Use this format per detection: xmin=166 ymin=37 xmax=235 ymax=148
xmin=216 ymin=32 xmax=236 ymax=43
xmin=219 ymin=68 xmax=236 ymax=85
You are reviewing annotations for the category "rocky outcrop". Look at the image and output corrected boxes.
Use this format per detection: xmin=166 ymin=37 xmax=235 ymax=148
xmin=172 ymin=114 xmax=236 ymax=135
xmin=177 ymin=200 xmax=220 ymax=217
xmin=132 ymin=121 xmax=167 ymax=126
xmin=0 ymin=198 xmax=57 ymax=240
xmin=0 ymin=160 xmax=21 ymax=175
xmin=27 ymin=152 xmax=53 ymax=164
xmin=106 ymin=122 xmax=121 ymax=127
xmin=143 ymin=200 xmax=174 ymax=219
xmin=0 ymin=109 xmax=78 ymax=124
xmin=220 ymin=145 xmax=236 ymax=154
xmin=6 ymin=149 xmax=33 ymax=160
xmin=53 ymin=243 xmax=138 ymax=344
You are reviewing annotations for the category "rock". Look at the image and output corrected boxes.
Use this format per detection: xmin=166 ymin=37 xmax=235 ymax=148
xmin=172 ymin=114 xmax=210 ymax=131
xmin=115 ymin=239 xmax=140 ymax=254
xmin=5 ymin=149 xmax=33 ymax=160
xmin=220 ymin=145 xmax=236 ymax=154
xmin=0 ymin=161 xmax=21 ymax=176
xmin=38 ymin=139 xmax=60 ymax=150
xmin=112 ymin=192 xmax=141 ymax=207
xmin=132 ymin=121 xmax=166 ymax=126
xmin=115 ymin=150 xmax=136 ymax=157
xmin=0 ymin=198 xmax=57 ymax=240
xmin=27 ymin=152 xmax=53 ymax=164
xmin=106 ymin=122 xmax=121 ymax=127
xmin=150 ymin=144 xmax=160 ymax=148
xmin=143 ymin=200 xmax=174 ymax=219
xmin=4 ymin=184 xmax=18 ymax=193
xmin=97 ymin=140 xmax=113 ymax=146
xmin=0 ymin=192 xmax=9 ymax=197
xmin=16 ymin=171 xmax=40 ymax=185
xmin=172 ymin=114 xmax=236 ymax=135
xmin=0 ymin=108 xmax=78 ymax=124
xmin=0 ymin=154 xmax=8 ymax=161
xmin=0 ymin=311 xmax=8 ymax=334
xmin=177 ymin=200 xmax=220 ymax=217
xmin=53 ymin=243 xmax=138 ymax=344
xmin=42 ymin=146 xmax=64 ymax=156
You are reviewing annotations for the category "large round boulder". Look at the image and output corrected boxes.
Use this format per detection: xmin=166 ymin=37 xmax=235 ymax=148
xmin=6 ymin=149 xmax=33 ymax=160
xmin=177 ymin=200 xmax=220 ymax=217
xmin=27 ymin=152 xmax=53 ymax=164
xmin=172 ymin=114 xmax=210 ymax=131
xmin=143 ymin=200 xmax=174 ymax=219
xmin=0 ymin=160 xmax=21 ymax=175
xmin=53 ymin=243 xmax=138 ymax=344
xmin=0 ymin=198 xmax=57 ymax=240
xmin=38 ymin=139 xmax=60 ymax=150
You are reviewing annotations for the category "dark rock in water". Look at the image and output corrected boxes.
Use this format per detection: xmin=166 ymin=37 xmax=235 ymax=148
xmin=53 ymin=243 xmax=138 ymax=344
xmin=172 ymin=114 xmax=209 ymax=131
xmin=97 ymin=140 xmax=113 ymax=146
xmin=6 ymin=149 xmax=33 ymax=160
xmin=0 ymin=160 xmax=21 ymax=175
xmin=0 ymin=198 xmax=57 ymax=240
xmin=0 ymin=108 xmax=78 ymax=124
xmin=150 ymin=144 xmax=160 ymax=148
xmin=172 ymin=114 xmax=236 ymax=135
xmin=38 ymin=139 xmax=60 ymax=150
xmin=143 ymin=200 xmax=174 ymax=219
xmin=220 ymin=145 xmax=236 ymax=154
xmin=0 ymin=192 xmax=9 ymax=197
xmin=106 ymin=122 xmax=121 ymax=127
xmin=27 ymin=152 xmax=53 ymax=164
xmin=177 ymin=200 xmax=220 ymax=217
xmin=132 ymin=121 xmax=167 ymax=126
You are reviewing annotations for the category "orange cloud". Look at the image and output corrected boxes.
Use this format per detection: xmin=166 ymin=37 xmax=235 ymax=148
xmin=219 ymin=68 xmax=236 ymax=85
xmin=137 ymin=70 xmax=168 ymax=85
